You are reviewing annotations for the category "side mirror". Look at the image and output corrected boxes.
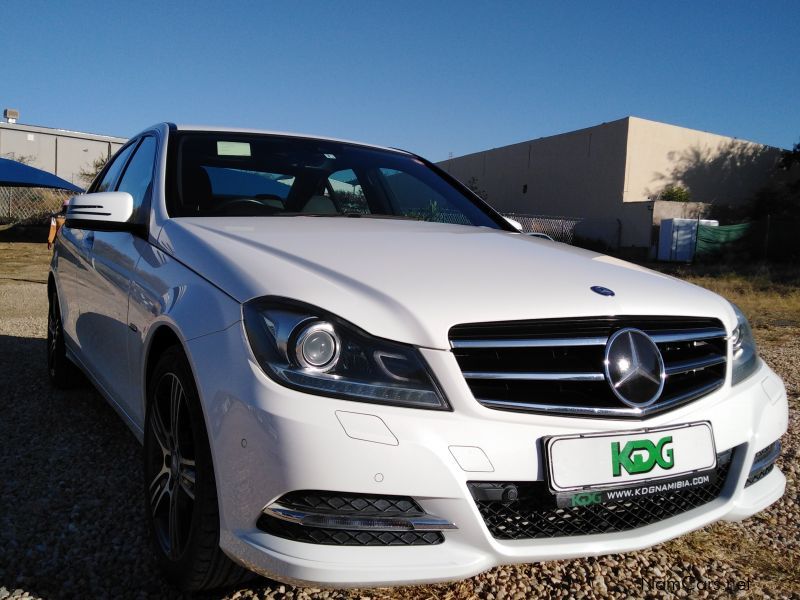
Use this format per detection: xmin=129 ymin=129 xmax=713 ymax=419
xmin=505 ymin=216 xmax=523 ymax=232
xmin=65 ymin=192 xmax=134 ymax=231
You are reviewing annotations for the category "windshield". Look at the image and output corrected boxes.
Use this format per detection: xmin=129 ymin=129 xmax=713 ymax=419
xmin=166 ymin=132 xmax=504 ymax=228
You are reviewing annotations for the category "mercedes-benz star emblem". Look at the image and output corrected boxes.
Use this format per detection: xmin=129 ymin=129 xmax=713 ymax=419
xmin=603 ymin=328 xmax=665 ymax=408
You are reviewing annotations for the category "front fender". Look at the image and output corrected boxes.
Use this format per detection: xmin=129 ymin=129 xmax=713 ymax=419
xmin=128 ymin=237 xmax=242 ymax=428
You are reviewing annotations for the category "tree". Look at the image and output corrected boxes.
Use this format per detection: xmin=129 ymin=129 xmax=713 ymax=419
xmin=779 ymin=139 xmax=800 ymax=171
xmin=79 ymin=154 xmax=109 ymax=186
xmin=659 ymin=184 xmax=691 ymax=202
xmin=748 ymin=138 xmax=800 ymax=220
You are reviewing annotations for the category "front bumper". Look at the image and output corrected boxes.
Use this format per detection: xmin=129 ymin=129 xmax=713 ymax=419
xmin=186 ymin=323 xmax=788 ymax=588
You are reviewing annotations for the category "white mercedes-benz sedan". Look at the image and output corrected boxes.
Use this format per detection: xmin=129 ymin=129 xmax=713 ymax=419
xmin=48 ymin=123 xmax=787 ymax=591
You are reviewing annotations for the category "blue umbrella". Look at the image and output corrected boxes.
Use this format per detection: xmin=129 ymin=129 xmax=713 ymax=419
xmin=0 ymin=158 xmax=84 ymax=193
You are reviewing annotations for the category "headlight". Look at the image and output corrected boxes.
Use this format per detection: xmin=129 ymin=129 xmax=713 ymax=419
xmin=294 ymin=321 xmax=340 ymax=371
xmin=730 ymin=303 xmax=758 ymax=386
xmin=242 ymin=297 xmax=449 ymax=410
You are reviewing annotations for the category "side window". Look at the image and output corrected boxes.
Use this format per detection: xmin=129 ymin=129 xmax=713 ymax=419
xmin=94 ymin=142 xmax=137 ymax=192
xmin=379 ymin=168 xmax=471 ymax=225
xmin=326 ymin=169 xmax=369 ymax=214
xmin=116 ymin=137 xmax=157 ymax=223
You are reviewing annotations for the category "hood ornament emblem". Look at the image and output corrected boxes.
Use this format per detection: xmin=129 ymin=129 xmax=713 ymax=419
xmin=591 ymin=286 xmax=615 ymax=297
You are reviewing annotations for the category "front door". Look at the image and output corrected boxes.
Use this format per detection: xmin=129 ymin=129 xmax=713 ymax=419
xmin=77 ymin=136 xmax=157 ymax=421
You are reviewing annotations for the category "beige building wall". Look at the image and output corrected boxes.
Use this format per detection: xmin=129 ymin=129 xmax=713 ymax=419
xmin=623 ymin=116 xmax=781 ymax=206
xmin=441 ymin=118 xmax=630 ymax=219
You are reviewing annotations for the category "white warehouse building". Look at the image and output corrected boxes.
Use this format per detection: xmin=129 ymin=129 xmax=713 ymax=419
xmin=0 ymin=116 xmax=127 ymax=188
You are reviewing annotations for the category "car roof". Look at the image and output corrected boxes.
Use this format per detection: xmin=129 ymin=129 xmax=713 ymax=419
xmin=170 ymin=124 xmax=413 ymax=155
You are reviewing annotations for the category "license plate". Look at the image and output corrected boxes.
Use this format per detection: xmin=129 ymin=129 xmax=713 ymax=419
xmin=544 ymin=422 xmax=716 ymax=493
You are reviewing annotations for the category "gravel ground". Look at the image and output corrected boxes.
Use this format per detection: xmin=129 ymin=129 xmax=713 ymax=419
xmin=0 ymin=239 xmax=797 ymax=599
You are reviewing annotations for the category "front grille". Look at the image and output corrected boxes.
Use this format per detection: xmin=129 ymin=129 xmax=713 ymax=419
xmin=450 ymin=316 xmax=727 ymax=418
xmin=256 ymin=491 xmax=444 ymax=546
xmin=468 ymin=449 xmax=733 ymax=540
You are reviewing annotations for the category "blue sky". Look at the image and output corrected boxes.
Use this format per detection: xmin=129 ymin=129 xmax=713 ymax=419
xmin=2 ymin=1 xmax=798 ymax=160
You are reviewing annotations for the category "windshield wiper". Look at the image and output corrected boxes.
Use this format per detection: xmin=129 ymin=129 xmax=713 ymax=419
xmin=338 ymin=213 xmax=422 ymax=220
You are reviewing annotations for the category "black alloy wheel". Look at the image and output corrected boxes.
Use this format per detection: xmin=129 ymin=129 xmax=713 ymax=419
xmin=143 ymin=346 xmax=252 ymax=591
xmin=147 ymin=371 xmax=197 ymax=559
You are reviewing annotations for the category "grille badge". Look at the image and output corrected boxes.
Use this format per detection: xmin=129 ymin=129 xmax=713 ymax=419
xmin=603 ymin=328 xmax=665 ymax=408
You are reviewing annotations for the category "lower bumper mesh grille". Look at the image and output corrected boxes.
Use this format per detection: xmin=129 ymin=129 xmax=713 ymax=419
xmin=256 ymin=490 xmax=445 ymax=546
xmin=745 ymin=440 xmax=781 ymax=487
xmin=256 ymin=515 xmax=444 ymax=546
xmin=468 ymin=450 xmax=733 ymax=540
xmin=744 ymin=464 xmax=774 ymax=487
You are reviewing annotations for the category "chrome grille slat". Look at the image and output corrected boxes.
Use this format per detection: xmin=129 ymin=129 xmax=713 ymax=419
xmin=450 ymin=316 xmax=728 ymax=419
xmin=462 ymin=371 xmax=605 ymax=382
xmin=476 ymin=377 xmax=725 ymax=418
xmin=449 ymin=328 xmax=727 ymax=349
xmin=476 ymin=399 xmax=646 ymax=418
xmin=664 ymin=354 xmax=727 ymax=376
xmin=451 ymin=337 xmax=608 ymax=349
xmin=649 ymin=328 xmax=727 ymax=344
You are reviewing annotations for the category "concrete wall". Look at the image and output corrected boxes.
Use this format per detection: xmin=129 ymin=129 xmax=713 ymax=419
xmin=439 ymin=118 xmax=630 ymax=219
xmin=623 ymin=116 xmax=781 ymax=206
xmin=0 ymin=123 xmax=127 ymax=187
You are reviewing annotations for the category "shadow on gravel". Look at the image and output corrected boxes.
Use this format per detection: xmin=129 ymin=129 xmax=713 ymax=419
xmin=0 ymin=334 xmax=194 ymax=599
xmin=0 ymin=225 xmax=49 ymax=244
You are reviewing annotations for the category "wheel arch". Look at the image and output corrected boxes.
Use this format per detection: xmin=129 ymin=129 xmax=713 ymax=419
xmin=144 ymin=324 xmax=185 ymax=401
xmin=142 ymin=323 xmax=214 ymax=440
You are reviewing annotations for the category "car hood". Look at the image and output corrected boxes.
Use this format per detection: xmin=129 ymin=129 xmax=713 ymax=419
xmin=157 ymin=217 xmax=735 ymax=349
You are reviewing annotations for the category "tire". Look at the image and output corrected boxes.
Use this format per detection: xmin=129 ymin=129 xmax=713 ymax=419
xmin=143 ymin=346 xmax=253 ymax=591
xmin=47 ymin=288 xmax=83 ymax=389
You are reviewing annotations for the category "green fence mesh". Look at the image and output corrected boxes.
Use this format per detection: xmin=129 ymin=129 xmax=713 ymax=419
xmin=695 ymin=219 xmax=800 ymax=261
xmin=695 ymin=223 xmax=752 ymax=257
